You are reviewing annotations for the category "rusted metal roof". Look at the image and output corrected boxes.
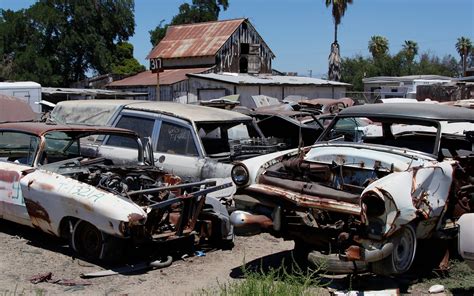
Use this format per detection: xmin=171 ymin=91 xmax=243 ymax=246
xmin=147 ymin=19 xmax=245 ymax=59
xmin=108 ymin=68 xmax=211 ymax=87
xmin=0 ymin=122 xmax=138 ymax=137
xmin=188 ymin=73 xmax=351 ymax=86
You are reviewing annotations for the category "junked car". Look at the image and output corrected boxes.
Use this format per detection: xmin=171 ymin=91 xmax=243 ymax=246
xmin=50 ymin=100 xmax=282 ymax=182
xmin=229 ymin=103 xmax=474 ymax=275
xmin=0 ymin=122 xmax=233 ymax=261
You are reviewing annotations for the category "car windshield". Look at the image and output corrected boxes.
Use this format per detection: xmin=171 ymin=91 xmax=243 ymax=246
xmin=196 ymin=121 xmax=261 ymax=155
xmin=0 ymin=131 xmax=40 ymax=166
xmin=319 ymin=116 xmax=442 ymax=155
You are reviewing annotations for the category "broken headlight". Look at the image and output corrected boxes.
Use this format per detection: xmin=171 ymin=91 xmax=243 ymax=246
xmin=362 ymin=193 xmax=386 ymax=217
xmin=231 ymin=163 xmax=249 ymax=186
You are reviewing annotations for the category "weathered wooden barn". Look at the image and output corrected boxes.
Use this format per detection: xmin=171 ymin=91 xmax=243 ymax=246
xmin=146 ymin=18 xmax=275 ymax=74
xmin=108 ymin=18 xmax=349 ymax=102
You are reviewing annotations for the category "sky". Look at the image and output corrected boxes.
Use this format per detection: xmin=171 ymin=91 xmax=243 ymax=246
xmin=1 ymin=0 xmax=473 ymax=78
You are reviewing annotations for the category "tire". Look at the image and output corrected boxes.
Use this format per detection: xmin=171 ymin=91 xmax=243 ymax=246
xmin=307 ymin=250 xmax=368 ymax=273
xmin=70 ymin=220 xmax=124 ymax=262
xmin=372 ymin=225 xmax=417 ymax=276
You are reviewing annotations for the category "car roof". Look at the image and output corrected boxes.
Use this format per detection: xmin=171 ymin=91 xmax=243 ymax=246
xmin=338 ymin=103 xmax=474 ymax=122
xmin=55 ymin=100 xmax=252 ymax=123
xmin=0 ymin=122 xmax=138 ymax=137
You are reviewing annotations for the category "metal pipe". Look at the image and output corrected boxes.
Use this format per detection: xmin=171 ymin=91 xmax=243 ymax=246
xmin=230 ymin=210 xmax=273 ymax=229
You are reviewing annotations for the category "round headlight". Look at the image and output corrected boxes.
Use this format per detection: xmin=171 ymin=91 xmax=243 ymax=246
xmin=231 ymin=164 xmax=249 ymax=186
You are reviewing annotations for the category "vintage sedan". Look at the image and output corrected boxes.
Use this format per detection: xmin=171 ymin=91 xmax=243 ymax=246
xmin=0 ymin=122 xmax=232 ymax=261
xmin=230 ymin=103 xmax=474 ymax=275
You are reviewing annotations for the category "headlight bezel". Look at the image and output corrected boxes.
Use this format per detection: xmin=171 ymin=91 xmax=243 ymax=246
xmin=231 ymin=163 xmax=249 ymax=186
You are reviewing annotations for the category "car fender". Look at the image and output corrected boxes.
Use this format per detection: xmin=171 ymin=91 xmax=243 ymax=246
xmin=19 ymin=169 xmax=146 ymax=238
xmin=362 ymin=161 xmax=453 ymax=238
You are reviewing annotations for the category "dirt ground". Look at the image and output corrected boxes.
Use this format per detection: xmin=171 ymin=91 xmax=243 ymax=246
xmin=0 ymin=219 xmax=461 ymax=295
xmin=0 ymin=219 xmax=298 ymax=295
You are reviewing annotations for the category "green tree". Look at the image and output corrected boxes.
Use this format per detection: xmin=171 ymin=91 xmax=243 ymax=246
xmin=341 ymin=52 xmax=457 ymax=91
xmin=111 ymin=42 xmax=145 ymax=75
xmin=149 ymin=0 xmax=229 ymax=46
xmin=368 ymin=35 xmax=389 ymax=59
xmin=402 ymin=40 xmax=418 ymax=63
xmin=0 ymin=0 xmax=139 ymax=86
xmin=455 ymin=36 xmax=472 ymax=76
xmin=325 ymin=0 xmax=353 ymax=81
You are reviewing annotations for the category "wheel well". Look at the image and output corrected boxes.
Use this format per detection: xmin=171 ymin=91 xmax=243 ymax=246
xmin=58 ymin=216 xmax=79 ymax=239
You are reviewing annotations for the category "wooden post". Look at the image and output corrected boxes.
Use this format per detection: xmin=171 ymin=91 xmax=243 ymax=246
xmin=156 ymin=71 xmax=160 ymax=101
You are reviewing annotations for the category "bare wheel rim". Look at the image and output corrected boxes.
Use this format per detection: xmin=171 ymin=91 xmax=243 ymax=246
xmin=393 ymin=226 xmax=416 ymax=272
xmin=73 ymin=221 xmax=103 ymax=259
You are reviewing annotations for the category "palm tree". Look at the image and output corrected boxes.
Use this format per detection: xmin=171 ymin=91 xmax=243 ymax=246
xmin=325 ymin=0 xmax=353 ymax=81
xmin=402 ymin=40 xmax=418 ymax=63
xmin=455 ymin=36 xmax=472 ymax=77
xmin=368 ymin=35 xmax=389 ymax=59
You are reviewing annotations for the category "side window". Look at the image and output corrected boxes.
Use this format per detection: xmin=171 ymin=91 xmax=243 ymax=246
xmin=156 ymin=121 xmax=198 ymax=156
xmin=107 ymin=115 xmax=155 ymax=148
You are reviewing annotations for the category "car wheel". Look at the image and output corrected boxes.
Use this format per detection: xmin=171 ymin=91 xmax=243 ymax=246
xmin=70 ymin=220 xmax=123 ymax=262
xmin=372 ymin=225 xmax=417 ymax=275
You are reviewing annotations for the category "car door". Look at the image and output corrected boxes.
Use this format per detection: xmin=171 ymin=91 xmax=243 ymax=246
xmin=99 ymin=110 xmax=160 ymax=164
xmin=153 ymin=115 xmax=203 ymax=181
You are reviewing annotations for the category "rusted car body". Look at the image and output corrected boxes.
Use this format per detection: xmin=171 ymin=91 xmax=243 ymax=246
xmin=229 ymin=103 xmax=474 ymax=275
xmin=283 ymin=97 xmax=355 ymax=114
xmin=0 ymin=122 xmax=232 ymax=261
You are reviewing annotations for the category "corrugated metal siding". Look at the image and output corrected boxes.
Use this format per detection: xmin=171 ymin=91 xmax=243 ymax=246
xmin=147 ymin=19 xmax=245 ymax=59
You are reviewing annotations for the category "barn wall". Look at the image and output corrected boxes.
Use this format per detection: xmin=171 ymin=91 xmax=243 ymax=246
xmin=163 ymin=57 xmax=216 ymax=69
xmin=187 ymin=77 xmax=235 ymax=103
xmin=216 ymin=21 xmax=274 ymax=74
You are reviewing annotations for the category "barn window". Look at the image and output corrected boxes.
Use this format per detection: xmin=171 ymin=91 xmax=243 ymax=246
xmin=241 ymin=43 xmax=249 ymax=54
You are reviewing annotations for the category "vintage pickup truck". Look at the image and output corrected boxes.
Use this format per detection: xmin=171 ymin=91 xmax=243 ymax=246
xmin=51 ymin=100 xmax=283 ymax=182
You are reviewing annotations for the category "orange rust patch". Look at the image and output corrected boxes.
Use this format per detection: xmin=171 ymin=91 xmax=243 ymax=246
xmin=128 ymin=213 xmax=146 ymax=224
xmin=36 ymin=183 xmax=54 ymax=191
xmin=345 ymin=245 xmax=362 ymax=261
xmin=0 ymin=170 xmax=20 ymax=183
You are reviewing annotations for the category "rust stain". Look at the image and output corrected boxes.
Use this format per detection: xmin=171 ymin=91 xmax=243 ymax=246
xmin=345 ymin=245 xmax=362 ymax=261
xmin=335 ymin=155 xmax=346 ymax=164
xmin=24 ymin=198 xmax=51 ymax=224
xmin=82 ymin=202 xmax=94 ymax=212
xmin=0 ymin=170 xmax=20 ymax=183
xmin=128 ymin=213 xmax=146 ymax=224
xmin=36 ymin=183 xmax=54 ymax=191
